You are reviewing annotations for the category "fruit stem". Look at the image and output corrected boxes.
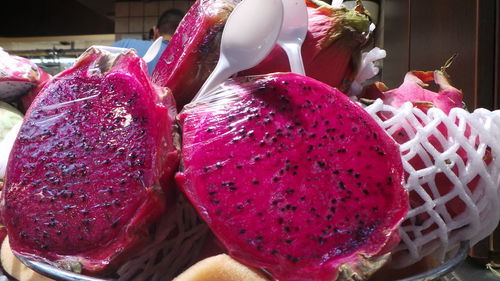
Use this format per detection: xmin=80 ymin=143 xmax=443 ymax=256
xmin=440 ymin=53 xmax=458 ymax=73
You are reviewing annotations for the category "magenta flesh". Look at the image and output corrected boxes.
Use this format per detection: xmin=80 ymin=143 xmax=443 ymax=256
xmin=1 ymin=47 xmax=179 ymax=275
xmin=176 ymin=73 xmax=408 ymax=281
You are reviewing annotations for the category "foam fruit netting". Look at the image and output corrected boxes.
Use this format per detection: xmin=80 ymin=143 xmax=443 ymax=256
xmin=114 ymin=194 xmax=208 ymax=281
xmin=364 ymin=99 xmax=500 ymax=268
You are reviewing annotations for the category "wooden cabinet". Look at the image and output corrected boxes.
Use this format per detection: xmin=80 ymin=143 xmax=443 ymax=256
xmin=380 ymin=0 xmax=499 ymax=110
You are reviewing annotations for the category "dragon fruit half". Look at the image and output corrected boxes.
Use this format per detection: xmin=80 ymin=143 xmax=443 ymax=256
xmin=152 ymin=0 xmax=371 ymax=110
xmin=1 ymin=46 xmax=179 ymax=275
xmin=0 ymin=48 xmax=50 ymax=102
xmin=361 ymin=66 xmax=500 ymax=266
xmin=176 ymin=73 xmax=409 ymax=281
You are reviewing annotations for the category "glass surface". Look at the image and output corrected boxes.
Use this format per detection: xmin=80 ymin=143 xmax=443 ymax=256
xmin=16 ymin=241 xmax=470 ymax=281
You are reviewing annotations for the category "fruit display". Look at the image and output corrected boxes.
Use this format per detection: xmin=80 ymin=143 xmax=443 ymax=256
xmin=0 ymin=0 xmax=499 ymax=280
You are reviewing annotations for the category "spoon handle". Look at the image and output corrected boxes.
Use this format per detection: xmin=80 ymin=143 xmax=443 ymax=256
xmin=279 ymin=43 xmax=306 ymax=75
xmin=193 ymin=55 xmax=233 ymax=103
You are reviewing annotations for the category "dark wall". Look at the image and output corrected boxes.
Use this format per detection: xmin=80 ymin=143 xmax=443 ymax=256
xmin=0 ymin=0 xmax=114 ymax=37
xmin=382 ymin=0 xmax=499 ymax=110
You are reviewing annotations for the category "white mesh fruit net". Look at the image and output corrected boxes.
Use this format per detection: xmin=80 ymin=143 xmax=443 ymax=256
xmin=115 ymin=194 xmax=209 ymax=281
xmin=364 ymin=99 xmax=500 ymax=268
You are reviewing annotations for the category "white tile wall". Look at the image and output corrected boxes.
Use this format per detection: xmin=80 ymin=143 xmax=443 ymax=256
xmin=115 ymin=1 xmax=195 ymax=40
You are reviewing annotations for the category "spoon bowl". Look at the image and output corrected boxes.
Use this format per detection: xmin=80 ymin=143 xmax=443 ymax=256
xmin=143 ymin=36 xmax=164 ymax=63
xmin=193 ymin=0 xmax=284 ymax=102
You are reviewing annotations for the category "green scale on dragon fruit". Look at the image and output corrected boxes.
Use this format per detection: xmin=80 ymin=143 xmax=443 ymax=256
xmin=152 ymin=0 xmax=371 ymax=110
xmin=1 ymin=46 xmax=179 ymax=276
xmin=176 ymin=73 xmax=409 ymax=281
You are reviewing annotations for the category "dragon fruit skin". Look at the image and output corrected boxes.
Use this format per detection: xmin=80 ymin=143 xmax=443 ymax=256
xmin=0 ymin=48 xmax=50 ymax=101
xmin=240 ymin=0 xmax=371 ymax=92
xmin=152 ymin=0 xmax=238 ymax=110
xmin=374 ymin=70 xmax=463 ymax=114
xmin=176 ymin=73 xmax=409 ymax=281
xmin=1 ymin=47 xmax=179 ymax=275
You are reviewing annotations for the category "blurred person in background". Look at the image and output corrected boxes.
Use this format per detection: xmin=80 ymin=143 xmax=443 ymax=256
xmin=113 ymin=9 xmax=185 ymax=75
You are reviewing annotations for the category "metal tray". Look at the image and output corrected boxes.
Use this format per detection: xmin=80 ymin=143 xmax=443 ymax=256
xmin=15 ymin=241 xmax=469 ymax=281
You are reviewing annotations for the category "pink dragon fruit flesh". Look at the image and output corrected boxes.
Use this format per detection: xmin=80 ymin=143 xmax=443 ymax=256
xmin=153 ymin=0 xmax=371 ymax=111
xmin=176 ymin=73 xmax=409 ymax=281
xmin=1 ymin=46 xmax=179 ymax=275
xmin=0 ymin=48 xmax=50 ymax=102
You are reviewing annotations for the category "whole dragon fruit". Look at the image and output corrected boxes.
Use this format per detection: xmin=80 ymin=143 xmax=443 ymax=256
xmin=176 ymin=73 xmax=409 ymax=281
xmin=152 ymin=0 xmax=371 ymax=110
xmin=361 ymin=68 xmax=470 ymax=215
xmin=1 ymin=46 xmax=179 ymax=275
xmin=0 ymin=48 xmax=50 ymax=102
xmin=361 ymin=64 xmax=497 ymax=266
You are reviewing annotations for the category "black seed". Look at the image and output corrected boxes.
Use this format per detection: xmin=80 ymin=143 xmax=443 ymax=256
xmin=277 ymin=218 xmax=284 ymax=224
xmin=285 ymin=239 xmax=293 ymax=244
xmin=239 ymin=229 xmax=246 ymax=234
xmin=363 ymin=189 xmax=369 ymax=195
xmin=338 ymin=182 xmax=345 ymax=190
xmin=111 ymin=218 xmax=120 ymax=228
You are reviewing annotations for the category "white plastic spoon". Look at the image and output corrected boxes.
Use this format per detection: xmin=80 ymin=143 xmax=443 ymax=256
xmin=277 ymin=0 xmax=308 ymax=75
xmin=143 ymin=36 xmax=164 ymax=63
xmin=193 ymin=0 xmax=284 ymax=102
